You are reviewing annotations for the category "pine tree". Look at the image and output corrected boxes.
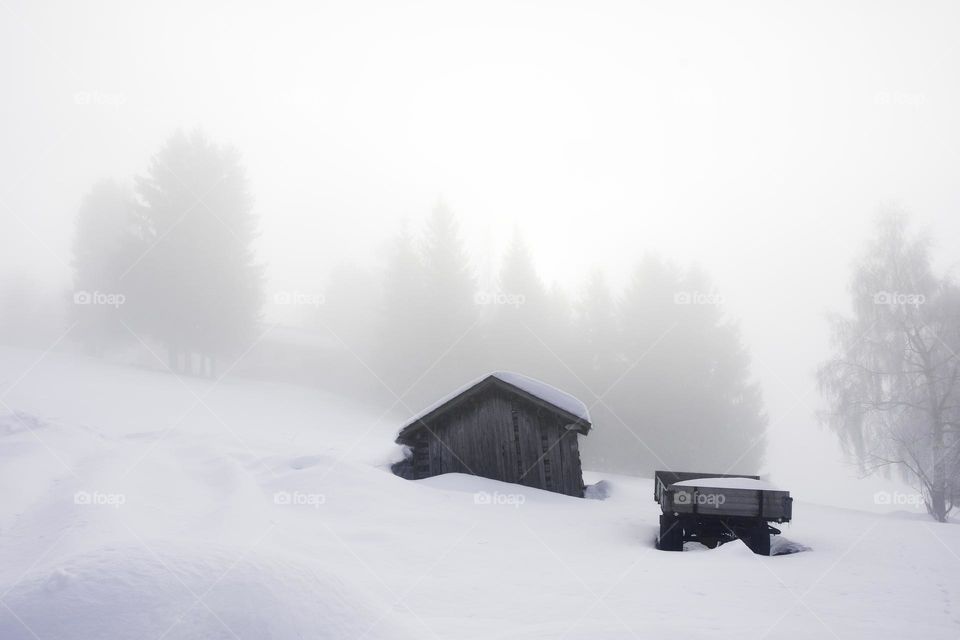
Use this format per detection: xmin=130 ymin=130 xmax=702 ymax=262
xmin=376 ymin=223 xmax=428 ymax=391
xmin=499 ymin=228 xmax=546 ymax=313
xmin=133 ymin=130 xmax=263 ymax=375
xmin=575 ymin=268 xmax=620 ymax=389
xmin=419 ymin=202 xmax=479 ymax=370
xmin=483 ymin=228 xmax=549 ymax=374
xmin=597 ymin=255 xmax=766 ymax=475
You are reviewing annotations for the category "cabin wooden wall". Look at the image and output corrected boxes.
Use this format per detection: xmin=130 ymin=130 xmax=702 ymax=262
xmin=409 ymin=387 xmax=585 ymax=497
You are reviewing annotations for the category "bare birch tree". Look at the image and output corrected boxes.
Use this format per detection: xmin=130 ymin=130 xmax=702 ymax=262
xmin=819 ymin=212 xmax=960 ymax=521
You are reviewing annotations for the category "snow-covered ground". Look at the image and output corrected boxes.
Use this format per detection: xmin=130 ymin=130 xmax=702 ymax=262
xmin=1 ymin=345 xmax=959 ymax=639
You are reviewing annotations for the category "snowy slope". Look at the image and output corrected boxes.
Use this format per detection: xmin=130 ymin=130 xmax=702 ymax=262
xmin=1 ymin=346 xmax=959 ymax=639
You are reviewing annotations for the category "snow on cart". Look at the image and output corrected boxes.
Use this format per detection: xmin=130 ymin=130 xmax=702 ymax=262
xmin=654 ymin=471 xmax=793 ymax=556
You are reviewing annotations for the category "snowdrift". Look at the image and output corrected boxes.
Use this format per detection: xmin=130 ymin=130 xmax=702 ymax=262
xmin=0 ymin=544 xmax=412 ymax=640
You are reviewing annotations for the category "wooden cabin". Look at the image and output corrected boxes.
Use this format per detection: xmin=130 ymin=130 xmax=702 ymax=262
xmin=393 ymin=372 xmax=592 ymax=497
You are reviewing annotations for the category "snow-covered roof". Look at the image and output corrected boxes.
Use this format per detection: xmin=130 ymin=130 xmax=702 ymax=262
xmin=489 ymin=371 xmax=591 ymax=422
xmin=399 ymin=371 xmax=591 ymax=436
xmin=673 ymin=477 xmax=780 ymax=491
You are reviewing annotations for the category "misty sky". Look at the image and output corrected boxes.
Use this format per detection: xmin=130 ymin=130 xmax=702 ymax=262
xmin=3 ymin=0 xmax=960 ymax=507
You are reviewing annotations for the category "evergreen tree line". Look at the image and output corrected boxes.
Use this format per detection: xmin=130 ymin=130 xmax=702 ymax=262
xmin=63 ymin=129 xmax=960 ymax=496
xmin=72 ymin=132 xmax=767 ymax=476
xmin=318 ymin=204 xmax=768 ymax=475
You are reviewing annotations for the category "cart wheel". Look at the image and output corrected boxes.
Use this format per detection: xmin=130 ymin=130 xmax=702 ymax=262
xmin=658 ymin=514 xmax=683 ymax=551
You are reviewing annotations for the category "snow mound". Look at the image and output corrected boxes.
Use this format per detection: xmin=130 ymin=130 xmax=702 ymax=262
xmin=771 ymin=536 xmax=812 ymax=555
xmin=415 ymin=472 xmax=580 ymax=504
xmin=0 ymin=544 xmax=413 ymax=640
xmin=714 ymin=538 xmax=764 ymax=558
xmin=584 ymin=480 xmax=612 ymax=500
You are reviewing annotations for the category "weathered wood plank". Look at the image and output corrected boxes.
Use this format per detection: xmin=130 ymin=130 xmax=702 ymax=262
xmin=406 ymin=386 xmax=586 ymax=497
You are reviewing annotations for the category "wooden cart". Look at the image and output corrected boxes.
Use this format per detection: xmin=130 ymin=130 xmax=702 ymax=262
xmin=654 ymin=470 xmax=793 ymax=555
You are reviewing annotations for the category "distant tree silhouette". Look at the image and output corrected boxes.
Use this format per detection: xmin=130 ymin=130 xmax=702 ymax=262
xmin=367 ymin=213 xmax=767 ymax=477
xmin=574 ymin=269 xmax=620 ymax=390
xmin=133 ymin=130 xmax=263 ymax=375
xmin=483 ymin=228 xmax=551 ymax=376
xmin=587 ymin=256 xmax=766 ymax=475
xmin=499 ymin=228 xmax=546 ymax=310
xmin=376 ymin=223 xmax=428 ymax=392
xmin=412 ymin=203 xmax=480 ymax=400
xmin=71 ymin=180 xmax=139 ymax=355
xmin=819 ymin=212 xmax=960 ymax=522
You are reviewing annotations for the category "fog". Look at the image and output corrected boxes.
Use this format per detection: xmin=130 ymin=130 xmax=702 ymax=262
xmin=4 ymin=0 xmax=960 ymax=511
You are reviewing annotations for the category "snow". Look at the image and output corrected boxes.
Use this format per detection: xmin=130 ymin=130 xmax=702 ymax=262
xmin=673 ymin=476 xmax=781 ymax=491
xmin=584 ymin=479 xmax=612 ymax=500
xmin=0 ymin=544 xmax=408 ymax=640
xmin=1 ymin=346 xmax=959 ymax=639
xmin=491 ymin=371 xmax=591 ymax=422
xmin=402 ymin=370 xmax=591 ymax=429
